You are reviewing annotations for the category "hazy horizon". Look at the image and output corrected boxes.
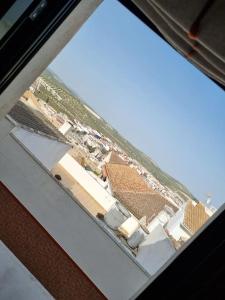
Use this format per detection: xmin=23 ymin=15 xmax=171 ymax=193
xmin=48 ymin=67 xmax=171 ymax=170
xmin=49 ymin=0 xmax=225 ymax=207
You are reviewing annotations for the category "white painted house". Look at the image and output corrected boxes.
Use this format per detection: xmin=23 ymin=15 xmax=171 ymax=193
xmin=0 ymin=101 xmax=184 ymax=296
xmin=166 ymin=201 xmax=210 ymax=242
xmin=166 ymin=204 xmax=190 ymax=242
xmin=136 ymin=224 xmax=176 ymax=276
xmin=55 ymin=153 xmax=117 ymax=211
xmin=0 ymin=109 xmax=150 ymax=300
xmin=58 ymin=120 xmax=73 ymax=135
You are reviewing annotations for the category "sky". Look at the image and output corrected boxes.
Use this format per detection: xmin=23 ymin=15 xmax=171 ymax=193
xmin=50 ymin=0 xmax=225 ymax=207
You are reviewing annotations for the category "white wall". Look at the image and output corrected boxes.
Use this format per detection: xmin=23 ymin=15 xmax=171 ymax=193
xmin=173 ymin=226 xmax=190 ymax=242
xmin=0 ymin=241 xmax=53 ymax=300
xmin=58 ymin=154 xmax=141 ymax=239
xmin=58 ymin=122 xmax=72 ymax=135
xmin=136 ymin=225 xmax=176 ymax=276
xmin=166 ymin=206 xmax=190 ymax=241
xmin=58 ymin=153 xmax=116 ymax=211
xmin=12 ymin=127 xmax=70 ymax=170
xmin=147 ymin=211 xmax=170 ymax=233
xmin=0 ymin=118 xmax=149 ymax=300
xmin=147 ymin=217 xmax=161 ymax=232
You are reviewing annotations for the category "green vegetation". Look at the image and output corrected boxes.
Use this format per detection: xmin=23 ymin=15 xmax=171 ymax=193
xmin=35 ymin=69 xmax=197 ymax=202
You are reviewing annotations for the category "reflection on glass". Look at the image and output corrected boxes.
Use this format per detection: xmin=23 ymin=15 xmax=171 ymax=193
xmin=0 ymin=0 xmax=33 ymax=40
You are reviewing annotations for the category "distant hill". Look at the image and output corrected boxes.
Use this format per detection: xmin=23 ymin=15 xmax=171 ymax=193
xmin=43 ymin=69 xmax=80 ymax=99
xmin=36 ymin=69 xmax=197 ymax=202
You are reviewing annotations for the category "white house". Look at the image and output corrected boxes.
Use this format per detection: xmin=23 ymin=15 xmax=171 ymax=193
xmin=166 ymin=205 xmax=190 ymax=242
xmin=136 ymin=224 xmax=176 ymax=275
xmin=0 ymin=111 xmax=150 ymax=300
xmin=58 ymin=120 xmax=73 ymax=135
xmin=53 ymin=152 xmax=117 ymax=212
xmin=166 ymin=201 xmax=210 ymax=242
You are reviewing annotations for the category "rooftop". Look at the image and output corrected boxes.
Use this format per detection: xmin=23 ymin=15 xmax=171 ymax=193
xmin=183 ymin=201 xmax=210 ymax=235
xmin=114 ymin=190 xmax=177 ymax=223
xmin=105 ymin=163 xmax=150 ymax=193
xmin=105 ymin=153 xmax=178 ymax=223
xmin=8 ymin=101 xmax=67 ymax=143
xmin=109 ymin=151 xmax=128 ymax=165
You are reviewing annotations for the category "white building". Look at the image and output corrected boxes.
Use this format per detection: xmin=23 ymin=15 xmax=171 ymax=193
xmin=53 ymin=153 xmax=116 ymax=212
xmin=136 ymin=225 xmax=176 ymax=275
xmin=166 ymin=201 xmax=210 ymax=242
xmin=58 ymin=120 xmax=73 ymax=136
xmin=166 ymin=205 xmax=190 ymax=242
xmin=0 ymin=109 xmax=150 ymax=300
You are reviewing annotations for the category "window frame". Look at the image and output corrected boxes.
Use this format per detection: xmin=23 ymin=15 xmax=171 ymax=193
xmin=0 ymin=0 xmax=224 ymax=299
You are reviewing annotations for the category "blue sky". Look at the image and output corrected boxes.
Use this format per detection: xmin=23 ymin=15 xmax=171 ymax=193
xmin=50 ymin=0 xmax=225 ymax=207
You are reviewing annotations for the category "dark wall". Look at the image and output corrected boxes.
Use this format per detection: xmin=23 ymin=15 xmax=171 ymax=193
xmin=0 ymin=181 xmax=105 ymax=300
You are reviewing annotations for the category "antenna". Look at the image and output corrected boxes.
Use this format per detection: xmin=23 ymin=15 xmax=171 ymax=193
xmin=205 ymin=193 xmax=212 ymax=205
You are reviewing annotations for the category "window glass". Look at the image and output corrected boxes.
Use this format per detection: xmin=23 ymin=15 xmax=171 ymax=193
xmin=0 ymin=0 xmax=33 ymax=40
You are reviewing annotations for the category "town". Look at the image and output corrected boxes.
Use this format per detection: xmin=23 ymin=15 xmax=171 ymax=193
xmin=15 ymin=72 xmax=216 ymax=275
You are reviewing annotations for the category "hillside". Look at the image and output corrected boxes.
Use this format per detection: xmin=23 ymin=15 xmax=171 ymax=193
xmin=35 ymin=69 xmax=197 ymax=202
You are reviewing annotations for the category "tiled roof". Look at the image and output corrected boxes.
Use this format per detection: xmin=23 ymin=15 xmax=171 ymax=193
xmin=183 ymin=201 xmax=210 ymax=235
xmin=114 ymin=190 xmax=177 ymax=223
xmin=105 ymin=163 xmax=150 ymax=193
xmin=109 ymin=151 xmax=128 ymax=165
xmin=105 ymin=162 xmax=178 ymax=223
xmin=9 ymin=101 xmax=67 ymax=143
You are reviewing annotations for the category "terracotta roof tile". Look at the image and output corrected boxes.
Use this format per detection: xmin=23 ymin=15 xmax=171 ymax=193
xmin=183 ymin=201 xmax=210 ymax=235
xmin=105 ymin=163 xmax=150 ymax=193
xmin=105 ymin=162 xmax=178 ymax=223
xmin=114 ymin=191 xmax=177 ymax=223
xmin=109 ymin=151 xmax=128 ymax=165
